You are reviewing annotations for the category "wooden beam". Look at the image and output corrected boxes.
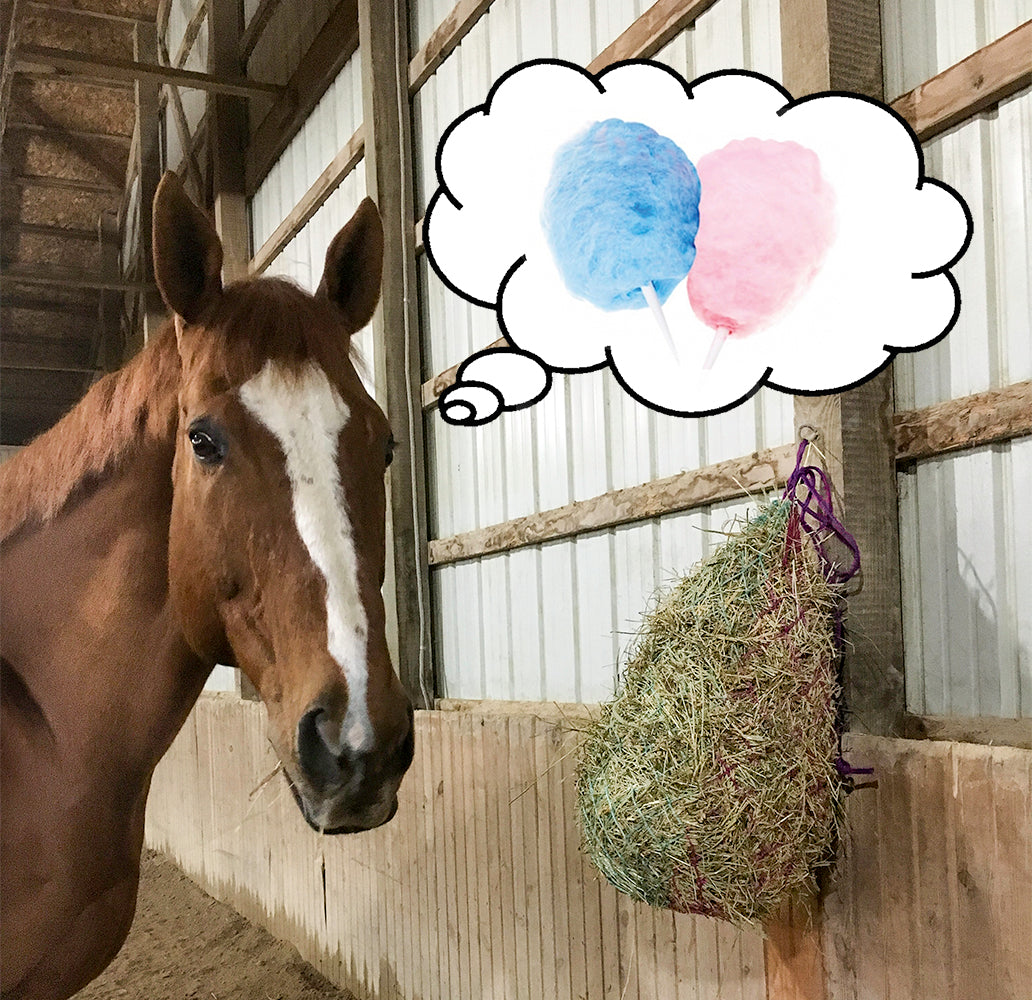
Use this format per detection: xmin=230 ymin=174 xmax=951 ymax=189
xmin=208 ymin=0 xmax=250 ymax=283
xmin=428 ymin=443 xmax=798 ymax=566
xmin=423 ymin=334 xmax=504 ymax=409
xmin=588 ymin=0 xmax=721 ymax=70
xmin=781 ymin=0 xmax=903 ymax=745
xmin=3 ymin=120 xmax=133 ymax=145
xmin=2 ymin=222 xmax=100 ymax=242
xmin=249 ymin=126 xmax=364 ymax=274
xmin=171 ymin=0 xmax=208 ymax=71
xmin=407 ymin=0 xmax=494 ymax=95
xmin=239 ymin=0 xmax=282 ymax=63
xmin=0 ymin=292 xmax=97 ymax=312
xmin=890 ymin=20 xmax=1032 ymax=142
xmin=15 ymin=43 xmax=283 ymax=98
xmin=0 ymin=0 xmax=21 ymax=156
xmin=245 ymin=0 xmax=359 ymax=196
xmin=133 ymin=20 xmax=164 ymax=354
xmin=1 ymin=362 xmax=104 ymax=374
xmin=158 ymin=36 xmax=205 ymax=199
xmin=894 ymin=381 xmax=1032 ymax=463
xmin=902 ymin=714 xmax=1032 ymax=750
xmin=360 ymin=0 xmax=434 ymax=707
xmin=24 ymin=1 xmax=154 ymax=27
xmin=7 ymin=173 xmax=120 ymax=194
xmin=157 ymin=0 xmax=172 ymax=42
xmin=0 ymin=264 xmax=153 ymax=291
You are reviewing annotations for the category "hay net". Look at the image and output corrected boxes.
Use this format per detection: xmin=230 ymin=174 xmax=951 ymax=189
xmin=575 ymin=441 xmax=861 ymax=927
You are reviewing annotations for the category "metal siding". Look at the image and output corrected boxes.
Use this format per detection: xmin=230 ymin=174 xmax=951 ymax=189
xmin=420 ymin=0 xmax=789 ymax=701
xmin=885 ymin=0 xmax=1031 ymax=718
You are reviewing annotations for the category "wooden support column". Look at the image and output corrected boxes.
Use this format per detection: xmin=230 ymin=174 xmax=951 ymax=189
xmin=782 ymin=0 xmax=903 ymax=740
xmin=769 ymin=4 xmax=896 ymax=1000
xmin=208 ymin=0 xmax=250 ymax=282
xmin=135 ymin=20 xmax=165 ymax=352
xmin=358 ymin=0 xmax=434 ymax=708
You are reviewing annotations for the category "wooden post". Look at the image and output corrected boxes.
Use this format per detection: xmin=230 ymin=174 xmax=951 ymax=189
xmin=135 ymin=20 xmax=165 ymax=351
xmin=781 ymin=0 xmax=904 ymax=741
xmin=769 ymin=2 xmax=899 ymax=998
xmin=208 ymin=0 xmax=250 ymax=282
xmin=358 ymin=0 xmax=434 ymax=708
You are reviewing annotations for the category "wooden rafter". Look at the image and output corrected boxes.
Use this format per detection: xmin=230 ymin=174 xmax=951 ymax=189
xmin=8 ymin=173 xmax=120 ymax=194
xmin=407 ymin=0 xmax=493 ymax=94
xmin=428 ymin=444 xmax=799 ymax=566
xmin=250 ymin=126 xmax=365 ymax=274
xmin=23 ymin=1 xmax=153 ymax=27
xmin=171 ymin=0 xmax=207 ymax=71
xmin=890 ymin=20 xmax=1032 ymax=142
xmin=3 ymin=222 xmax=101 ymax=242
xmin=0 ymin=0 xmax=21 ymax=154
xmin=245 ymin=0 xmax=359 ymax=195
xmin=0 ymin=264 xmax=152 ymax=291
xmin=15 ymin=43 xmax=283 ymax=98
xmin=239 ymin=0 xmax=282 ymax=63
xmin=3 ymin=120 xmax=133 ymax=145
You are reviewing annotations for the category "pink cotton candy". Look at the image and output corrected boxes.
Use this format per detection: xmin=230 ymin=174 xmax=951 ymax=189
xmin=687 ymin=139 xmax=836 ymax=340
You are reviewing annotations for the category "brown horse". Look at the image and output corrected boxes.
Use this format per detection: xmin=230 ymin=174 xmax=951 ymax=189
xmin=0 ymin=173 xmax=414 ymax=1000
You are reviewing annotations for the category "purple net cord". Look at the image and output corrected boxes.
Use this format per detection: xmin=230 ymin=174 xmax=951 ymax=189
xmin=782 ymin=439 xmax=874 ymax=789
xmin=782 ymin=439 xmax=861 ymax=587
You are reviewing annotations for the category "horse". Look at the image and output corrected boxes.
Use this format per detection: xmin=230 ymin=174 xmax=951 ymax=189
xmin=0 ymin=172 xmax=415 ymax=1000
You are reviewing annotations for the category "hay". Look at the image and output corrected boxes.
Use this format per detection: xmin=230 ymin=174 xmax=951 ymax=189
xmin=575 ymin=498 xmax=845 ymax=927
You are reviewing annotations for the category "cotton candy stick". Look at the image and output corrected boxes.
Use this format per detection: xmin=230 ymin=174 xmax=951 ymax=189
xmin=702 ymin=327 xmax=729 ymax=370
xmin=640 ymin=281 xmax=678 ymax=358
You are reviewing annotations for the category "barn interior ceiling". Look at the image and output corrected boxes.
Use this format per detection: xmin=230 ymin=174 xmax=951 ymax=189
xmin=0 ymin=0 xmax=162 ymax=447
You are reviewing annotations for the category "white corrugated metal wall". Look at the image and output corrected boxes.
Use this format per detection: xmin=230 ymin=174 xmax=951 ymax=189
xmin=235 ymin=0 xmax=1030 ymax=719
xmin=885 ymin=0 xmax=1032 ymax=718
xmin=416 ymin=0 xmax=794 ymax=704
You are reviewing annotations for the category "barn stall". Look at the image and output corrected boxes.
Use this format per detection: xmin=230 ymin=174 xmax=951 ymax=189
xmin=1 ymin=0 xmax=1030 ymax=998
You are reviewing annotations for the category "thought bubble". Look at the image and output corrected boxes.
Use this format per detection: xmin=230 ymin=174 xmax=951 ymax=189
xmin=424 ymin=60 xmax=973 ymax=421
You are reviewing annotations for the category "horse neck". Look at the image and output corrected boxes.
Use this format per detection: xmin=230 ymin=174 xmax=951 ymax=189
xmin=2 ymin=404 xmax=208 ymax=781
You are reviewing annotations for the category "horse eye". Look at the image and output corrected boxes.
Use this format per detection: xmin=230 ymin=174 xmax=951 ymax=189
xmin=385 ymin=435 xmax=396 ymax=469
xmin=188 ymin=422 xmax=226 ymax=466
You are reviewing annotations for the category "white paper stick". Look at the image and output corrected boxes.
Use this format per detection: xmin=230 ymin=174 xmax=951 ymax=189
xmin=703 ymin=327 xmax=729 ymax=370
xmin=640 ymin=282 xmax=678 ymax=358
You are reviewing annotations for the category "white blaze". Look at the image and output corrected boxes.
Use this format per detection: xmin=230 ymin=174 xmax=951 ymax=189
xmin=239 ymin=360 xmax=372 ymax=753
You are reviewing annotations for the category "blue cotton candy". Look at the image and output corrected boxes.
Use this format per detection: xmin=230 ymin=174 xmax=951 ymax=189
xmin=542 ymin=119 xmax=701 ymax=311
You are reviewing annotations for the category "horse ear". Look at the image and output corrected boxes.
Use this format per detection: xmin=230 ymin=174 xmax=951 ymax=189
xmin=317 ymin=197 xmax=384 ymax=331
xmin=152 ymin=171 xmax=223 ymax=326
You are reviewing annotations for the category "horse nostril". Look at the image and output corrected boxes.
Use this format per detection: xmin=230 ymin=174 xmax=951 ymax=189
xmin=297 ymin=706 xmax=344 ymax=789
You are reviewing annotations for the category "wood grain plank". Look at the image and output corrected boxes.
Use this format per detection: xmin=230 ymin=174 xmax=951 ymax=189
xmin=894 ymin=381 xmax=1032 ymax=464
xmin=408 ymin=0 xmax=495 ymax=95
xmin=891 ymin=21 xmax=1032 ymax=142
xmin=248 ymin=127 xmax=364 ymax=275
xmin=588 ymin=0 xmax=721 ymax=70
xmin=428 ymin=443 xmax=797 ymax=565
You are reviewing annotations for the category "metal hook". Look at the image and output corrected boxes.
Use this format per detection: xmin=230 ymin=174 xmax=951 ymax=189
xmin=797 ymin=423 xmax=819 ymax=442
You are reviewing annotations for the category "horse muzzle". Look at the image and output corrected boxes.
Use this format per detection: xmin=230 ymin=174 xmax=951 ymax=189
xmin=286 ymin=698 xmax=414 ymax=834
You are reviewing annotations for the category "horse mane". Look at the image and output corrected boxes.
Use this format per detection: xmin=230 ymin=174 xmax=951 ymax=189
xmin=0 ymin=324 xmax=182 ymax=542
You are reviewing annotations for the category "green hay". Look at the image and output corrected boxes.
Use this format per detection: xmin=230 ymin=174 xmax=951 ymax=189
xmin=575 ymin=499 xmax=844 ymax=927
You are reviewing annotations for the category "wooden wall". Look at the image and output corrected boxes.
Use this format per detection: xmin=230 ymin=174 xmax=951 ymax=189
xmin=145 ymin=696 xmax=1032 ymax=1000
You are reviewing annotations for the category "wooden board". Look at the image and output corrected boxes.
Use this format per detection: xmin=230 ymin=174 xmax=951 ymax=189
xmin=146 ymin=699 xmax=1032 ymax=1000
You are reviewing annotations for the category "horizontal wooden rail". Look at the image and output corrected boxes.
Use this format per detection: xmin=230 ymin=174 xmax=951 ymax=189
xmin=3 ymin=222 xmax=101 ymax=242
xmin=9 ymin=173 xmax=119 ymax=194
xmin=419 ymin=25 xmax=1032 ymax=410
xmin=890 ymin=20 xmax=1032 ymax=142
xmin=250 ymin=126 xmax=365 ymax=275
xmin=3 ymin=121 xmax=133 ymax=145
xmin=0 ymin=265 xmax=154 ymax=291
xmin=408 ymin=0 xmax=494 ymax=95
xmin=245 ymin=0 xmax=359 ymax=196
xmin=427 ymin=382 xmax=1032 ymax=566
xmin=16 ymin=43 xmax=282 ymax=97
xmin=894 ymin=381 xmax=1032 ymax=463
xmin=428 ymin=443 xmax=798 ymax=565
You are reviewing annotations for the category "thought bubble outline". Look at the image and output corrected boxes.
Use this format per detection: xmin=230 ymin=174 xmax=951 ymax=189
xmin=423 ymin=60 xmax=974 ymax=421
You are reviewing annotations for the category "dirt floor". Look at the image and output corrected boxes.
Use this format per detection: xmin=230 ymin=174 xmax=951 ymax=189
xmin=74 ymin=851 xmax=357 ymax=1000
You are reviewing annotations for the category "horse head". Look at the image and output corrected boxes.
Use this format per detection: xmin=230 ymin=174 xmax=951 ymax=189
xmin=152 ymin=173 xmax=413 ymax=834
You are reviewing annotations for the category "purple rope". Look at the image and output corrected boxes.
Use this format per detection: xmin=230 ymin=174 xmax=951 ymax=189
xmin=782 ymin=440 xmax=874 ymax=790
xmin=782 ymin=440 xmax=861 ymax=587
